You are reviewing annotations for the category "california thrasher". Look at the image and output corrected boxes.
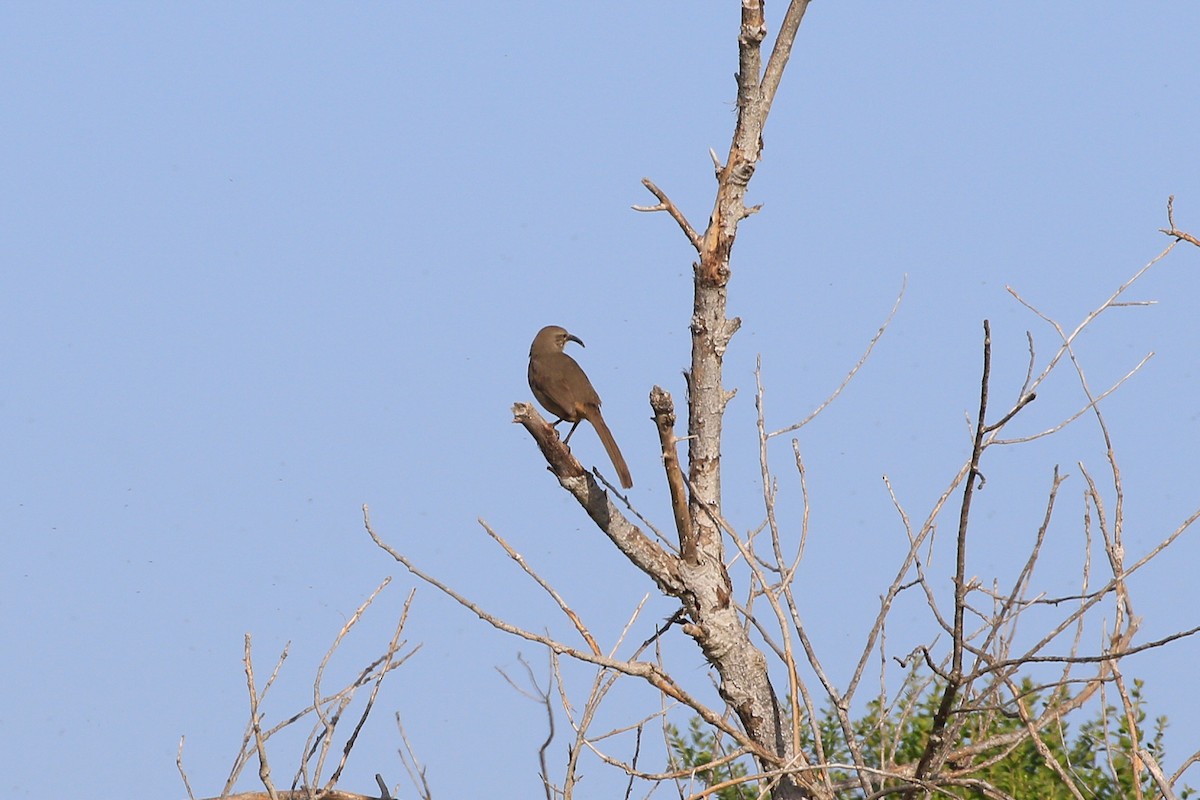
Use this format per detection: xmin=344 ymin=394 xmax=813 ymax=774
xmin=528 ymin=325 xmax=633 ymax=489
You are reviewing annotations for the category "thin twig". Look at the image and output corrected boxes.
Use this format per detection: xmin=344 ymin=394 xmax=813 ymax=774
xmin=325 ymin=588 xmax=416 ymax=790
xmin=244 ymin=635 xmax=281 ymax=800
xmin=395 ymin=714 xmax=433 ymax=800
xmin=633 ymin=178 xmax=701 ymax=251
xmin=481 ymin=519 xmax=601 ymax=656
xmin=769 ymin=276 xmax=905 ymax=438
xmin=1159 ymin=195 xmax=1200 ymax=248
xmin=177 ymin=737 xmax=197 ymax=800
xmin=912 ymin=320 xmax=994 ymax=788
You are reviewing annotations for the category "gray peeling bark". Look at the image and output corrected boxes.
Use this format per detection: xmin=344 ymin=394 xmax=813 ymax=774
xmin=682 ymin=3 xmax=818 ymax=799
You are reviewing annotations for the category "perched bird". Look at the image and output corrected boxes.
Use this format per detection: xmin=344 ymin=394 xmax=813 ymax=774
xmin=527 ymin=325 xmax=633 ymax=489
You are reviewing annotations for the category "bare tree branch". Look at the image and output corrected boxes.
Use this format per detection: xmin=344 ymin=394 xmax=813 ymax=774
xmin=633 ymin=178 xmax=701 ymax=251
xmin=1159 ymin=194 xmax=1200 ymax=248
xmin=244 ymin=635 xmax=281 ymax=800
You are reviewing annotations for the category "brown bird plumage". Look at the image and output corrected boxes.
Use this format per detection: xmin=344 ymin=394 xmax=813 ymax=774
xmin=527 ymin=325 xmax=633 ymax=489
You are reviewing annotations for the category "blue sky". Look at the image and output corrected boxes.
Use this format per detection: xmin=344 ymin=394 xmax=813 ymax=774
xmin=3 ymin=4 xmax=1199 ymax=798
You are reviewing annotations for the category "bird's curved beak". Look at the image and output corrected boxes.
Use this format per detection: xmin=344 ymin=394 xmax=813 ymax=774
xmin=567 ymin=333 xmax=585 ymax=348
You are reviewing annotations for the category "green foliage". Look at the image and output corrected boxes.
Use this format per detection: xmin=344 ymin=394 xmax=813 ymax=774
xmin=667 ymin=716 xmax=755 ymax=800
xmin=667 ymin=676 xmax=1192 ymax=799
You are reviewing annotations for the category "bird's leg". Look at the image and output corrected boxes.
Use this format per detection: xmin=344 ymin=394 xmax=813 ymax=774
xmin=562 ymin=419 xmax=583 ymax=446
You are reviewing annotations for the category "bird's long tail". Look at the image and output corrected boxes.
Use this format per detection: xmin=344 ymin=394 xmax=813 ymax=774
xmin=586 ymin=407 xmax=633 ymax=489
